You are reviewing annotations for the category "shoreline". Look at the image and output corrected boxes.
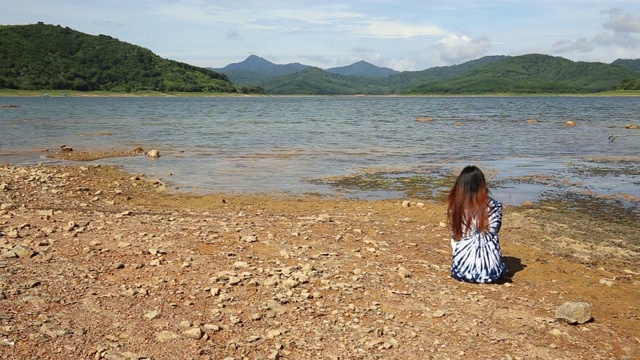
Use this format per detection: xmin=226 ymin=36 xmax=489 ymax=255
xmin=0 ymin=162 xmax=638 ymax=358
xmin=2 ymin=89 xmax=640 ymax=98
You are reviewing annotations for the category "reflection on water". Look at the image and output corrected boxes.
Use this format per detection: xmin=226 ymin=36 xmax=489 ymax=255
xmin=1 ymin=96 xmax=639 ymax=208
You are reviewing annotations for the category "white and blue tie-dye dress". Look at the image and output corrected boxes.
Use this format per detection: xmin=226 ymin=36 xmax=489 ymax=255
xmin=450 ymin=197 xmax=506 ymax=283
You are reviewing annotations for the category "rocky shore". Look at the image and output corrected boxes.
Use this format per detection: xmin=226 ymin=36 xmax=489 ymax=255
xmin=0 ymin=164 xmax=638 ymax=359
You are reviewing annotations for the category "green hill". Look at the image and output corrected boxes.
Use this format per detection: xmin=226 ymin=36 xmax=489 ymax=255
xmin=612 ymin=59 xmax=640 ymax=72
xmin=0 ymin=23 xmax=244 ymax=93
xmin=258 ymin=67 xmax=388 ymax=95
xmin=408 ymin=54 xmax=640 ymax=94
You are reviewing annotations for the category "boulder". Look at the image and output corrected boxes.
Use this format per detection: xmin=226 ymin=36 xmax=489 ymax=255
xmin=555 ymin=301 xmax=592 ymax=324
xmin=147 ymin=149 xmax=160 ymax=158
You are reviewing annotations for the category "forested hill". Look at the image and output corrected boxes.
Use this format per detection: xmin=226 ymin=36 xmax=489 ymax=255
xmin=0 ymin=23 xmax=245 ymax=93
xmin=407 ymin=54 xmax=640 ymax=94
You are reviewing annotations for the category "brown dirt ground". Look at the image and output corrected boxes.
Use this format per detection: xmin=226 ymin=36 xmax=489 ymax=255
xmin=0 ymin=164 xmax=638 ymax=360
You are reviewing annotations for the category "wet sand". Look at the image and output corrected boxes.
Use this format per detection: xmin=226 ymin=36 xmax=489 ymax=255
xmin=0 ymin=162 xmax=638 ymax=359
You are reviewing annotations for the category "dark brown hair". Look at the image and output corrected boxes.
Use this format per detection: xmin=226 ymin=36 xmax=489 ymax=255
xmin=447 ymin=165 xmax=490 ymax=241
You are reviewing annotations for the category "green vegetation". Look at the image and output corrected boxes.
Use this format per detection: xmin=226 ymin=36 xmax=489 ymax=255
xmin=1 ymin=23 xmax=638 ymax=96
xmin=615 ymin=79 xmax=640 ymax=90
xmin=0 ymin=23 xmax=261 ymax=94
xmin=406 ymin=54 xmax=640 ymax=94
xmin=252 ymin=54 xmax=639 ymax=95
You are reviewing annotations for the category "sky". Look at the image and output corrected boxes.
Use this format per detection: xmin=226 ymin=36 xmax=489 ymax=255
xmin=3 ymin=1 xmax=640 ymax=71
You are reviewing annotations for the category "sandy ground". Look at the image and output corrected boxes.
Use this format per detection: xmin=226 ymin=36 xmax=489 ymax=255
xmin=0 ymin=163 xmax=638 ymax=360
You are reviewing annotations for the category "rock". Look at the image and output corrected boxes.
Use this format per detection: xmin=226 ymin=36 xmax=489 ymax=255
xmin=625 ymin=124 xmax=639 ymax=129
xmin=564 ymin=120 xmax=577 ymax=126
xmin=527 ymin=119 xmax=538 ymax=123
xmin=0 ymin=203 xmax=14 ymax=210
xmin=398 ymin=267 xmax=411 ymax=278
xmin=144 ymin=311 xmax=160 ymax=320
xmin=155 ymin=331 xmax=179 ymax=342
xmin=242 ymin=235 xmax=257 ymax=243
xmin=555 ymin=301 xmax=592 ymax=324
xmin=402 ymin=200 xmax=411 ymax=208
xmin=416 ymin=117 xmax=432 ymax=122
xmin=147 ymin=149 xmax=160 ymax=158
xmin=549 ymin=328 xmax=564 ymax=336
xmin=432 ymin=310 xmax=445 ymax=318
xmin=36 ymin=210 xmax=53 ymax=217
xmin=598 ymin=278 xmax=613 ymax=287
xmin=183 ymin=327 xmax=203 ymax=340
xmin=12 ymin=245 xmax=34 ymax=258
xmin=2 ymin=251 xmax=17 ymax=258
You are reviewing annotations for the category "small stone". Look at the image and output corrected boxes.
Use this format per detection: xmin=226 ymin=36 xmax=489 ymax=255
xmin=12 ymin=245 xmax=34 ymax=258
xmin=233 ymin=261 xmax=249 ymax=269
xmin=245 ymin=335 xmax=261 ymax=343
xmin=549 ymin=329 xmax=563 ymax=336
xmin=150 ymin=259 xmax=161 ymax=266
xmin=2 ymin=251 xmax=17 ymax=258
xmin=439 ymin=222 xmax=447 ymax=228
xmin=183 ymin=328 xmax=203 ymax=340
xmin=155 ymin=331 xmax=179 ymax=342
xmin=598 ymin=278 xmax=613 ymax=287
xmin=179 ymin=320 xmax=192 ymax=328
xmin=0 ymin=204 xmax=14 ymax=211
xmin=144 ymin=311 xmax=160 ymax=320
xmin=398 ymin=266 xmax=411 ymax=278
xmin=37 ymin=210 xmax=54 ymax=217
xmin=432 ymin=310 xmax=445 ymax=318
xmin=242 ymin=235 xmax=257 ymax=243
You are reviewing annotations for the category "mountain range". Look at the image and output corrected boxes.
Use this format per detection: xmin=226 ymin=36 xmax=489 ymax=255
xmin=212 ymin=55 xmax=640 ymax=95
xmin=1 ymin=23 xmax=639 ymax=95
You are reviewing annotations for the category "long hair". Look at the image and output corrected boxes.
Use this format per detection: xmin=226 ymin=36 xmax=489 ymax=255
xmin=447 ymin=166 xmax=490 ymax=240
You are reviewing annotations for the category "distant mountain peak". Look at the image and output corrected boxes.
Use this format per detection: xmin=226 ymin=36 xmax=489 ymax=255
xmin=327 ymin=61 xmax=398 ymax=77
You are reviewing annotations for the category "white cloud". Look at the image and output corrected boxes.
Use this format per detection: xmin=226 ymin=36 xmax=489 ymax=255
xmin=432 ymin=35 xmax=491 ymax=63
xmin=351 ymin=20 xmax=447 ymax=39
xmin=551 ymin=9 xmax=640 ymax=55
xmin=603 ymin=8 xmax=640 ymax=33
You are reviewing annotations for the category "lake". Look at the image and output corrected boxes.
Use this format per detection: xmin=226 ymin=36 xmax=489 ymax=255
xmin=1 ymin=95 xmax=639 ymax=209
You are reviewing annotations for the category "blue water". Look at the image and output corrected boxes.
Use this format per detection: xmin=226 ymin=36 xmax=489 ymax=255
xmin=1 ymin=96 xmax=639 ymax=206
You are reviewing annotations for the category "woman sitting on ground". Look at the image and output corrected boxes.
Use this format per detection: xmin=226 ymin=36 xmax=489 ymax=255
xmin=447 ymin=165 xmax=507 ymax=283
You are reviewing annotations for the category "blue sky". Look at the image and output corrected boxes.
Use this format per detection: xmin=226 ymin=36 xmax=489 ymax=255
xmin=3 ymin=1 xmax=640 ymax=71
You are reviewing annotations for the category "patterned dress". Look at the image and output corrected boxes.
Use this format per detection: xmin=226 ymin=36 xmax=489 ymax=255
xmin=450 ymin=197 xmax=506 ymax=283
